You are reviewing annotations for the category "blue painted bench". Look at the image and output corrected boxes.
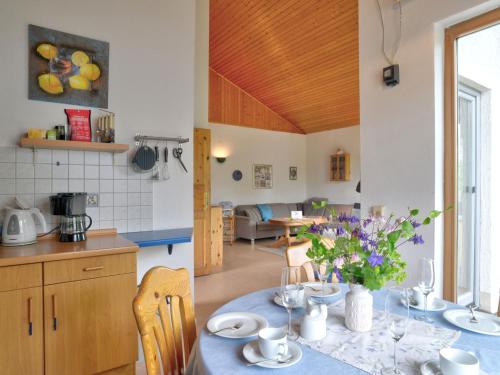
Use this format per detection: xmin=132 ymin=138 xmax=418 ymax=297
xmin=122 ymin=227 xmax=193 ymax=255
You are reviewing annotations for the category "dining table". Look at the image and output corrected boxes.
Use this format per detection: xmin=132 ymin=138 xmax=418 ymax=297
xmin=187 ymin=284 xmax=500 ymax=374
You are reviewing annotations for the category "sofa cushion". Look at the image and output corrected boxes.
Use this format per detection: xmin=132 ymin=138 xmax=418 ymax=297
xmin=235 ymin=205 xmax=256 ymax=216
xmin=270 ymin=203 xmax=291 ymax=218
xmin=327 ymin=204 xmax=353 ymax=217
xmin=287 ymin=203 xmax=299 ymax=213
xmin=256 ymin=204 xmax=273 ymax=222
xmin=256 ymin=222 xmax=283 ymax=232
xmin=243 ymin=207 xmax=262 ymax=222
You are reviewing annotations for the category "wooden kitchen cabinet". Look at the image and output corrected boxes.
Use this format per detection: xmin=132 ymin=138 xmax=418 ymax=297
xmin=0 ymin=287 xmax=44 ymax=375
xmin=44 ymin=273 xmax=137 ymax=375
xmin=0 ymin=231 xmax=139 ymax=375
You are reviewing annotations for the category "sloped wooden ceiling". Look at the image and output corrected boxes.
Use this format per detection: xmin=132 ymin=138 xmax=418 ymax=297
xmin=209 ymin=0 xmax=360 ymax=134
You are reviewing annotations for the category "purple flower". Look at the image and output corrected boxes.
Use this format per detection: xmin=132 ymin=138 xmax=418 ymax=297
xmin=362 ymin=217 xmax=373 ymax=228
xmin=410 ymin=219 xmax=421 ymax=228
xmin=362 ymin=242 xmax=369 ymax=251
xmin=333 ymin=257 xmax=344 ymax=268
xmin=368 ymin=251 xmax=384 ymax=267
xmin=369 ymin=239 xmax=379 ymax=249
xmin=333 ymin=267 xmax=343 ymax=283
xmin=410 ymin=234 xmax=424 ymax=245
xmin=336 ymin=226 xmax=346 ymax=236
xmin=338 ymin=213 xmax=360 ymax=224
xmin=308 ymin=224 xmax=321 ymax=234
xmin=351 ymin=253 xmax=361 ymax=262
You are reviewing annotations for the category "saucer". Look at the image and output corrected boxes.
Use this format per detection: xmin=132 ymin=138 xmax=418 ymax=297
xmin=242 ymin=340 xmax=302 ymax=368
xmin=420 ymin=360 xmax=486 ymax=375
xmin=401 ymin=297 xmax=447 ymax=312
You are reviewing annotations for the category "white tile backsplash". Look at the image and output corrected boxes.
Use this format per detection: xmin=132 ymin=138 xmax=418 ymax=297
xmin=52 ymin=179 xmax=68 ymax=193
xmin=68 ymin=179 xmax=84 ymax=192
xmin=68 ymin=151 xmax=84 ymax=164
xmin=35 ymin=164 xmax=52 ymax=179
xmin=69 ymin=165 xmax=84 ymax=179
xmin=16 ymin=148 xmax=33 ymax=163
xmin=16 ymin=163 xmax=34 ymax=179
xmin=99 ymin=152 xmax=113 ymax=165
xmin=0 ymin=146 xmax=154 ymax=234
xmin=52 ymin=164 xmax=68 ymax=179
xmin=99 ymin=165 xmax=113 ymax=179
xmin=52 ymin=150 xmax=68 ymax=164
xmin=0 ymin=147 xmax=16 ymax=163
xmin=85 ymin=165 xmax=99 ymax=179
xmin=34 ymin=149 xmax=52 ymax=164
xmin=0 ymin=163 xmax=15 ymax=179
xmin=99 ymin=179 xmax=114 ymax=193
xmin=85 ymin=152 xmax=99 ymax=165
xmin=35 ymin=179 xmax=52 ymax=194
xmin=0 ymin=179 xmax=16 ymax=194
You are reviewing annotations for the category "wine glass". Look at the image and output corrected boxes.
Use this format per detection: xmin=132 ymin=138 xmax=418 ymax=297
xmin=381 ymin=287 xmax=410 ymax=375
xmin=415 ymin=257 xmax=435 ymax=323
xmin=312 ymin=261 xmax=329 ymax=295
xmin=280 ymin=267 xmax=301 ymax=340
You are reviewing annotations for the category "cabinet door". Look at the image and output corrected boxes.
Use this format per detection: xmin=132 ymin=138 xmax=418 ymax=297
xmin=0 ymin=287 xmax=43 ymax=375
xmin=44 ymin=273 xmax=137 ymax=375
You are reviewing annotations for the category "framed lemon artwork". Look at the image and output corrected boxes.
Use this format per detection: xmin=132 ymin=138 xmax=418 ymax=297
xmin=28 ymin=24 xmax=109 ymax=108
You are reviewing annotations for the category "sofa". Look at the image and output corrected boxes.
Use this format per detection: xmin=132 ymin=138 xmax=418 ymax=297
xmin=234 ymin=198 xmax=353 ymax=244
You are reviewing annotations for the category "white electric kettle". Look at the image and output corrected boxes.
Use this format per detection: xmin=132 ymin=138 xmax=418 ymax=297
xmin=2 ymin=207 xmax=47 ymax=246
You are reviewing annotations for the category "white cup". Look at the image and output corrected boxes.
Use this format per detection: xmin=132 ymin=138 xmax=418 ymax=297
xmin=440 ymin=348 xmax=479 ymax=375
xmin=412 ymin=286 xmax=435 ymax=308
xmin=258 ymin=327 xmax=288 ymax=360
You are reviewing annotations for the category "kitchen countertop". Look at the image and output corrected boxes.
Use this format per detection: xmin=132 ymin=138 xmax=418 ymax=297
xmin=0 ymin=229 xmax=138 ymax=267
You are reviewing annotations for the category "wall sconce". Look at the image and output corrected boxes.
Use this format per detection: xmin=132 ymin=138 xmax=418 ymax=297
xmin=215 ymin=156 xmax=226 ymax=163
xmin=213 ymin=147 xmax=229 ymax=164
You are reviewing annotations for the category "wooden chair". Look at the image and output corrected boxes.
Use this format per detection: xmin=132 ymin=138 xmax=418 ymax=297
xmin=285 ymin=239 xmax=338 ymax=284
xmin=285 ymin=240 xmax=315 ymax=283
xmin=133 ymin=267 xmax=196 ymax=375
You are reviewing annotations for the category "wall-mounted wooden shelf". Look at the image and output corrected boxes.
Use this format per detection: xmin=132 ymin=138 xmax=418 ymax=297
xmin=19 ymin=137 xmax=129 ymax=153
xmin=330 ymin=153 xmax=351 ymax=181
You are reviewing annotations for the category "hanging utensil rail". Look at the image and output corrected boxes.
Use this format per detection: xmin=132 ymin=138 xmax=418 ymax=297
xmin=134 ymin=134 xmax=189 ymax=144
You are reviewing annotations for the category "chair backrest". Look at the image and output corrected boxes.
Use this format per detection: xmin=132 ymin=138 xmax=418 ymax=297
xmin=285 ymin=240 xmax=315 ymax=283
xmin=133 ymin=267 xmax=196 ymax=375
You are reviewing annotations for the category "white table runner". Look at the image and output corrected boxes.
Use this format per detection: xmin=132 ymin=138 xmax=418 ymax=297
xmin=297 ymin=300 xmax=461 ymax=375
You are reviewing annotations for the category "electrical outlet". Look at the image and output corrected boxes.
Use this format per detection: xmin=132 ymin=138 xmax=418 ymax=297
xmin=87 ymin=193 xmax=99 ymax=208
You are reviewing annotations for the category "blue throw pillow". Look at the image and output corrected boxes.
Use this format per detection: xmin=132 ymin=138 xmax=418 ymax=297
xmin=256 ymin=204 xmax=273 ymax=222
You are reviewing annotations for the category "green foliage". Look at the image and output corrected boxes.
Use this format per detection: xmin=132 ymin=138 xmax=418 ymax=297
xmin=299 ymin=208 xmax=444 ymax=291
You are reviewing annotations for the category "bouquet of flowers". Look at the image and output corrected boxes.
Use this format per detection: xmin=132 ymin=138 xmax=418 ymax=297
xmin=297 ymin=202 xmax=443 ymax=291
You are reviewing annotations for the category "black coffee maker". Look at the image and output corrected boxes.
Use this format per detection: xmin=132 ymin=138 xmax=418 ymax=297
xmin=50 ymin=193 xmax=92 ymax=242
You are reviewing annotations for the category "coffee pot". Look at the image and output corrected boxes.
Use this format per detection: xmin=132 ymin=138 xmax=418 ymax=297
xmin=300 ymin=297 xmax=328 ymax=341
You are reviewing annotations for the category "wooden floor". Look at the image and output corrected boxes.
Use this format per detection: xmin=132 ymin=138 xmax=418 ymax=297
xmin=195 ymin=238 xmax=286 ymax=328
xmin=136 ymin=239 xmax=285 ymax=374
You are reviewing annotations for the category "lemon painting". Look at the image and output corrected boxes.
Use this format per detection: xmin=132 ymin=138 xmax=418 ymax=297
xmin=29 ymin=24 xmax=109 ymax=108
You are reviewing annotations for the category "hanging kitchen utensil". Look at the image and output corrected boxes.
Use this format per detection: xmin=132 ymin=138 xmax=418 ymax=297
xmin=151 ymin=145 xmax=160 ymax=180
xmin=162 ymin=145 xmax=170 ymax=180
xmin=132 ymin=141 xmax=156 ymax=172
xmin=173 ymin=143 xmax=188 ymax=173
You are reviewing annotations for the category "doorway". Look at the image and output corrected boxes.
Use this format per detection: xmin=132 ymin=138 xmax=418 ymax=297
xmin=444 ymin=8 xmax=500 ymax=312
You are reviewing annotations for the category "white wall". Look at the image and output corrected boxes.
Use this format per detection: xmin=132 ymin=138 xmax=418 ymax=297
xmin=0 ymin=0 xmax=196 ymax=284
xmin=306 ymin=126 xmax=360 ymax=205
xmin=359 ymin=0 xmax=499 ymax=292
xmin=209 ymin=124 xmax=307 ymax=205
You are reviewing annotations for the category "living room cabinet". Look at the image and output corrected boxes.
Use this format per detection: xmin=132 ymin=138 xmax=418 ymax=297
xmin=330 ymin=153 xmax=351 ymax=181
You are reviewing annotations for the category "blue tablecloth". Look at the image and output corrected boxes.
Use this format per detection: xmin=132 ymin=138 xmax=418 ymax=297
xmin=190 ymin=284 xmax=500 ymax=374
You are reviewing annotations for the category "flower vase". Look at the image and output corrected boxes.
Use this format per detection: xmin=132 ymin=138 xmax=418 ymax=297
xmin=345 ymin=283 xmax=373 ymax=332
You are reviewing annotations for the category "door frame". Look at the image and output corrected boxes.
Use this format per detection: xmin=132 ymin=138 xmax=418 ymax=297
xmin=443 ymin=7 xmax=500 ymax=301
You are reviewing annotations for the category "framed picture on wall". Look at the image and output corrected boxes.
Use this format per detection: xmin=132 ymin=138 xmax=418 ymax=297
xmin=289 ymin=166 xmax=297 ymax=180
xmin=28 ymin=24 xmax=109 ymax=108
xmin=253 ymin=164 xmax=273 ymax=189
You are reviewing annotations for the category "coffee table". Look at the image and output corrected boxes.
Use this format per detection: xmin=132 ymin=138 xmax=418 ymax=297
xmin=267 ymin=216 xmax=327 ymax=248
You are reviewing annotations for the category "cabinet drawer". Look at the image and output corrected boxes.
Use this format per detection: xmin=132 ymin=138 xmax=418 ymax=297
xmin=0 ymin=264 xmax=42 ymax=292
xmin=44 ymin=253 xmax=136 ymax=284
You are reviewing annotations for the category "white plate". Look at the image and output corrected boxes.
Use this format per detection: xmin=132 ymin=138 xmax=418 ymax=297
xmin=206 ymin=312 xmax=268 ymax=338
xmin=302 ymin=282 xmax=341 ymax=298
xmin=242 ymin=339 xmax=302 ymax=368
xmin=420 ymin=360 xmax=487 ymax=375
xmin=443 ymin=309 xmax=500 ymax=336
xmin=401 ymin=298 xmax=447 ymax=312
